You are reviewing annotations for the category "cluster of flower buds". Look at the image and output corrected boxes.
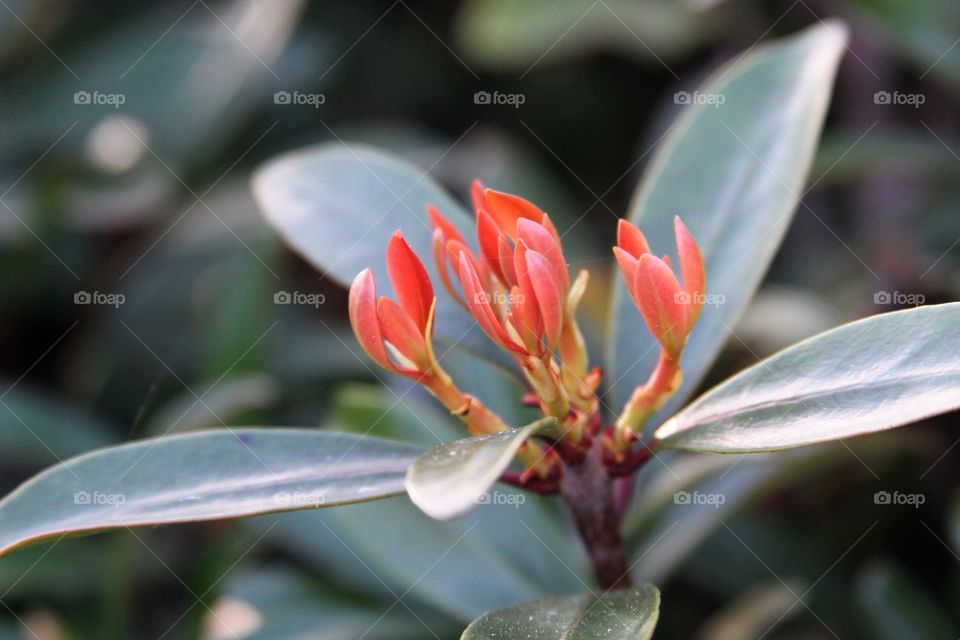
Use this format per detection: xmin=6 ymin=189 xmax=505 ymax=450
xmin=348 ymin=181 xmax=705 ymax=486
xmin=428 ymin=182 xmax=599 ymax=439
xmin=610 ymin=217 xmax=705 ymax=456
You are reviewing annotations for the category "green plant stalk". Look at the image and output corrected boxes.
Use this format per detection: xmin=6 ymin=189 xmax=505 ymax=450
xmin=559 ymin=440 xmax=632 ymax=590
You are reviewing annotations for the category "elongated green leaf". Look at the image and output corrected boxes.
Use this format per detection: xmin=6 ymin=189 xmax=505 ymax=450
xmin=252 ymin=143 xmax=517 ymax=398
xmin=252 ymin=144 xmax=479 ymax=346
xmin=0 ymin=429 xmax=421 ymax=555
xmin=406 ymin=418 xmax=558 ymax=520
xmin=461 ymin=586 xmax=660 ymax=639
xmin=656 ymin=304 xmax=960 ymax=453
xmin=607 ymin=21 xmax=848 ymax=429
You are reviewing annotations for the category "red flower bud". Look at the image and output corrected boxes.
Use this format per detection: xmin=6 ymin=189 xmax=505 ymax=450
xmin=674 ymin=216 xmax=705 ymax=330
xmin=484 ymin=188 xmax=547 ymax=238
xmin=348 ymin=234 xmax=439 ymax=377
xmin=386 ymin=231 xmax=433 ymax=334
xmin=615 ymin=216 xmax=706 ymax=354
xmin=632 ymin=254 xmax=688 ymax=356
xmin=458 ymin=251 xmax=525 ymax=355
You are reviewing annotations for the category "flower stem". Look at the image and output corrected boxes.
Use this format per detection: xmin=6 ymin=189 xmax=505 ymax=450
xmin=559 ymin=441 xmax=632 ymax=590
xmin=613 ymin=349 xmax=682 ymax=447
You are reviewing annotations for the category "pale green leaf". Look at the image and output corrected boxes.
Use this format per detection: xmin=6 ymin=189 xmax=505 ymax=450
xmin=656 ymin=303 xmax=960 ymax=453
xmin=0 ymin=429 xmax=420 ymax=555
xmin=461 ymin=586 xmax=660 ymax=639
xmin=607 ymin=21 xmax=848 ymax=430
xmin=406 ymin=418 xmax=558 ymax=520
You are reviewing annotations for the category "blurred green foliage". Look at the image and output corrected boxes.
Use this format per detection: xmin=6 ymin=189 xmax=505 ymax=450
xmin=1 ymin=0 xmax=959 ymax=638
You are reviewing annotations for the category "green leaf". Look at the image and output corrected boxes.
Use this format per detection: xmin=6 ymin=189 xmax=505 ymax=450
xmin=405 ymin=418 xmax=558 ymax=520
xmin=656 ymin=303 xmax=960 ymax=453
xmin=606 ymin=21 xmax=848 ymax=429
xmin=252 ymin=142 xmax=517 ymax=395
xmin=0 ymin=429 xmax=421 ymax=555
xmin=252 ymin=143 xmax=476 ymax=344
xmin=461 ymin=586 xmax=660 ymax=639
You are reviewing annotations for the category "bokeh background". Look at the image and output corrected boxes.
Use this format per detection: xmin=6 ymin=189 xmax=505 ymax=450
xmin=1 ymin=0 xmax=959 ymax=638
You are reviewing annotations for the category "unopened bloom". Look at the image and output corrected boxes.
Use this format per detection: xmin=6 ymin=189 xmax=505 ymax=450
xmin=431 ymin=182 xmax=569 ymax=359
xmin=613 ymin=216 xmax=705 ymax=356
xmin=427 ymin=183 xmax=592 ymax=425
xmin=349 ymin=231 xmax=508 ymax=437
xmin=347 ymin=179 xmax=708 ymax=483
xmin=611 ymin=216 xmax=706 ymax=449
xmin=349 ymin=231 xmax=439 ymax=378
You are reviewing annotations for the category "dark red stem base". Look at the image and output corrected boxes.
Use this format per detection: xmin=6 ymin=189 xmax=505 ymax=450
xmin=559 ymin=441 xmax=632 ymax=591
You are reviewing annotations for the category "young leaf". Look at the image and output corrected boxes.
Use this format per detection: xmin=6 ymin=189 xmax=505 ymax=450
xmin=606 ymin=21 xmax=848 ymax=429
xmin=461 ymin=585 xmax=660 ymax=639
xmin=655 ymin=303 xmax=960 ymax=453
xmin=405 ymin=418 xmax=558 ymax=521
xmin=0 ymin=429 xmax=422 ymax=556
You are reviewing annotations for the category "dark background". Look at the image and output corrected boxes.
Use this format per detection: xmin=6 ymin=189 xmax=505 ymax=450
xmin=0 ymin=0 xmax=958 ymax=638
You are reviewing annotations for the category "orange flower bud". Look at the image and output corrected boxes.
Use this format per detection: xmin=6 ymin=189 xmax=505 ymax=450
xmin=674 ymin=216 xmax=705 ymax=330
xmin=385 ymin=232 xmax=433 ymax=335
xmin=614 ymin=216 xmax=706 ymax=354
xmin=632 ymin=254 xmax=688 ymax=356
